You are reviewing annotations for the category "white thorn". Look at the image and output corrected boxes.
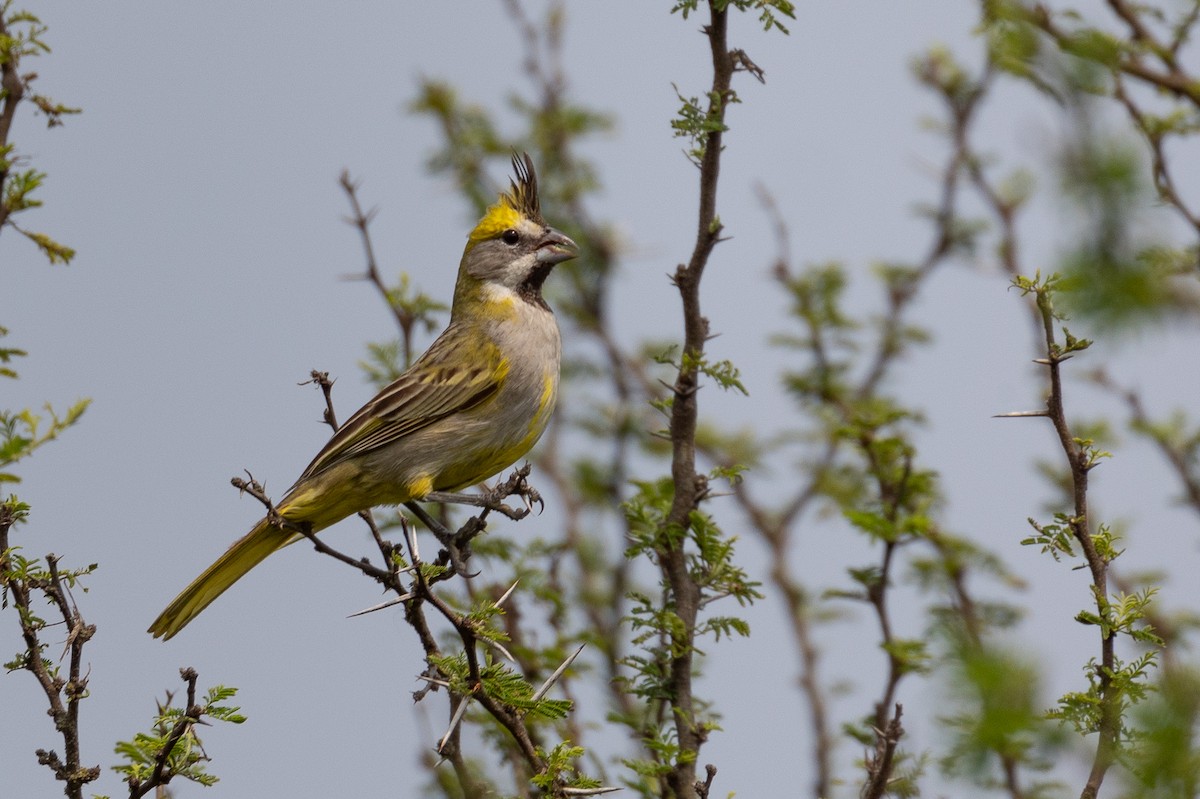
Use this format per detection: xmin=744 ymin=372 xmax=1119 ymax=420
xmin=531 ymin=644 xmax=586 ymax=703
xmin=493 ymin=579 xmax=520 ymax=609
xmin=437 ymin=696 xmax=472 ymax=752
xmin=486 ymin=638 xmax=516 ymax=663
xmin=405 ymin=517 xmax=420 ymax=563
xmin=416 ymin=675 xmax=451 ymax=687
xmin=347 ymin=593 xmax=413 ymax=618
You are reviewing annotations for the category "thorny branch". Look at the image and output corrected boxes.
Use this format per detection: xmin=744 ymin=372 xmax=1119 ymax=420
xmin=1032 ymin=289 xmax=1117 ymax=799
xmin=0 ymin=509 xmax=100 ymax=799
xmin=659 ymin=2 xmax=735 ymax=795
xmin=861 ymin=704 xmax=905 ymax=799
xmin=124 ymin=669 xmax=212 ymax=799
xmin=338 ymin=171 xmax=425 ymax=362
xmin=234 ymin=174 xmax=603 ymax=788
xmin=229 ymin=450 xmax=562 ymax=784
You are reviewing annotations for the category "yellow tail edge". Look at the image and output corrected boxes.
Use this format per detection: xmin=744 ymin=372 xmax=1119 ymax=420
xmin=148 ymin=517 xmax=295 ymax=640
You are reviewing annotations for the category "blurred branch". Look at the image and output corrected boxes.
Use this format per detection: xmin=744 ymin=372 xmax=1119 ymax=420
xmin=493 ymin=0 xmax=657 ymax=772
xmin=1090 ymin=369 xmax=1200 ymax=519
xmin=711 ymin=44 xmax=1001 ymax=799
xmin=340 ymin=172 xmax=428 ymax=367
xmin=1025 ymin=2 xmax=1200 ymax=107
xmin=0 ymin=12 xmax=25 ymax=228
xmin=0 ymin=6 xmax=77 ymax=261
xmin=1111 ymin=75 xmax=1200 ymax=236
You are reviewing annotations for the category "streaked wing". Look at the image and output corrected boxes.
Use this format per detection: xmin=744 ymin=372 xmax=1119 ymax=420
xmin=297 ymin=328 xmax=504 ymax=482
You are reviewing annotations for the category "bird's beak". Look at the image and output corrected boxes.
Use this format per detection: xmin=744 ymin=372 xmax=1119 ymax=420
xmin=535 ymin=228 xmax=578 ymax=265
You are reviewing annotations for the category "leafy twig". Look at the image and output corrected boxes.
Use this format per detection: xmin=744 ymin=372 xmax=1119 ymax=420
xmin=1 ymin=507 xmax=100 ymax=799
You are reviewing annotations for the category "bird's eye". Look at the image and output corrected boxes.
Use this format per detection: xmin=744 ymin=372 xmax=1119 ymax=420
xmin=501 ymin=229 xmax=520 ymax=246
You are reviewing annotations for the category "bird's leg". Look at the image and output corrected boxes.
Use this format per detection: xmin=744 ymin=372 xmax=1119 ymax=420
xmin=423 ymin=490 xmax=497 ymax=509
xmin=423 ymin=463 xmax=544 ymax=521
xmin=404 ymin=465 xmax=544 ymax=577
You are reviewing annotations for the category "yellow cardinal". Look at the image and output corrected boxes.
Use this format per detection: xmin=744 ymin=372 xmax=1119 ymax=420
xmin=149 ymin=154 xmax=576 ymax=639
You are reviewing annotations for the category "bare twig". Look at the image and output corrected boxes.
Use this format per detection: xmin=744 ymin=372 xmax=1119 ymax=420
xmin=338 ymin=171 xmax=420 ymax=357
xmin=301 ymin=370 xmax=341 ymax=430
xmin=695 ymin=764 xmax=718 ymax=799
xmin=861 ymin=704 xmax=905 ymax=799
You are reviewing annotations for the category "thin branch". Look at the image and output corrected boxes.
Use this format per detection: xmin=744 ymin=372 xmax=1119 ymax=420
xmin=658 ymin=4 xmax=735 ymax=796
xmin=861 ymin=704 xmax=905 ymax=799
xmin=280 ymin=373 xmax=560 ymax=784
xmin=1111 ymin=73 xmax=1200 ymax=235
xmin=338 ymin=171 xmax=417 ymax=360
xmin=1091 ymin=369 xmax=1200 ymax=520
xmin=1032 ymin=291 xmax=1118 ymax=799
xmin=301 ymin=370 xmax=341 ymax=431
xmin=694 ymin=764 xmax=718 ymax=799
xmin=0 ymin=511 xmax=101 ymax=799
xmin=127 ymin=669 xmax=203 ymax=799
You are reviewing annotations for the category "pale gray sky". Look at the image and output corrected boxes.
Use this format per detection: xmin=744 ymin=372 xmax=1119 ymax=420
xmin=4 ymin=2 xmax=1199 ymax=797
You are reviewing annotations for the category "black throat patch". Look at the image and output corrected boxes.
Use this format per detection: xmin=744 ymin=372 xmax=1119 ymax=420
xmin=517 ymin=263 xmax=554 ymax=311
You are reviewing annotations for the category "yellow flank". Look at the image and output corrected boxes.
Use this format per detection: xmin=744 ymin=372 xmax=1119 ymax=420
xmin=280 ymin=483 xmax=323 ymax=518
xmin=406 ymin=473 xmax=434 ymax=499
xmin=536 ymin=372 xmax=555 ymax=423
xmin=281 ymin=492 xmax=357 ymax=531
xmin=468 ymin=199 xmax=520 ymax=244
xmin=517 ymin=371 xmax=557 ymax=452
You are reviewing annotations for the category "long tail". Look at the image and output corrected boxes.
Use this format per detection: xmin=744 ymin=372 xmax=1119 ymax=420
xmin=148 ymin=517 xmax=296 ymax=640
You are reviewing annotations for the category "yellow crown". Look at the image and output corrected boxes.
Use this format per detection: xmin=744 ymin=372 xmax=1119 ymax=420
xmin=468 ymin=152 xmax=544 ymax=243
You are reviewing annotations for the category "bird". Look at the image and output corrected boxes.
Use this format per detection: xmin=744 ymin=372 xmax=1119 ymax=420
xmin=149 ymin=153 xmax=577 ymax=640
